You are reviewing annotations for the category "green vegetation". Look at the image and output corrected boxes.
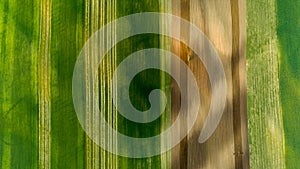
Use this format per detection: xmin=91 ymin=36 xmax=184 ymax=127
xmin=0 ymin=0 xmax=39 ymax=168
xmin=0 ymin=0 xmax=171 ymax=168
xmin=277 ymin=0 xmax=300 ymax=168
xmin=1 ymin=0 xmax=299 ymax=168
xmin=247 ymin=0 xmax=285 ymax=168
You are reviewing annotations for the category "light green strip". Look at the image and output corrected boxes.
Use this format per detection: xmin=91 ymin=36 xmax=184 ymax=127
xmin=0 ymin=1 xmax=14 ymax=167
xmin=159 ymin=1 xmax=172 ymax=169
xmin=247 ymin=0 xmax=285 ymax=168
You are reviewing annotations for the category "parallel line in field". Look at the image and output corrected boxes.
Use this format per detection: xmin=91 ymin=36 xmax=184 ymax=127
xmin=38 ymin=0 xmax=52 ymax=168
xmin=83 ymin=0 xmax=93 ymax=169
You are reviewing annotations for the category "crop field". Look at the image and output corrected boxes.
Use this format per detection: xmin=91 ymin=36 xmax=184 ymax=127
xmin=0 ymin=0 xmax=299 ymax=168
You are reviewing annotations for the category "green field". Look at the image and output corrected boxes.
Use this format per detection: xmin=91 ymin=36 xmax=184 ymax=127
xmin=277 ymin=0 xmax=300 ymax=168
xmin=0 ymin=0 xmax=299 ymax=168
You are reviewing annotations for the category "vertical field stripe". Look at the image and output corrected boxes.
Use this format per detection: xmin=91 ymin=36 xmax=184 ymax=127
xmin=247 ymin=0 xmax=286 ymax=168
xmin=38 ymin=0 xmax=52 ymax=168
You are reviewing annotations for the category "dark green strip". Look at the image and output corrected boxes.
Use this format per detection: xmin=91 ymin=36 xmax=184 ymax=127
xmin=50 ymin=0 xmax=85 ymax=168
xmin=277 ymin=0 xmax=300 ymax=168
